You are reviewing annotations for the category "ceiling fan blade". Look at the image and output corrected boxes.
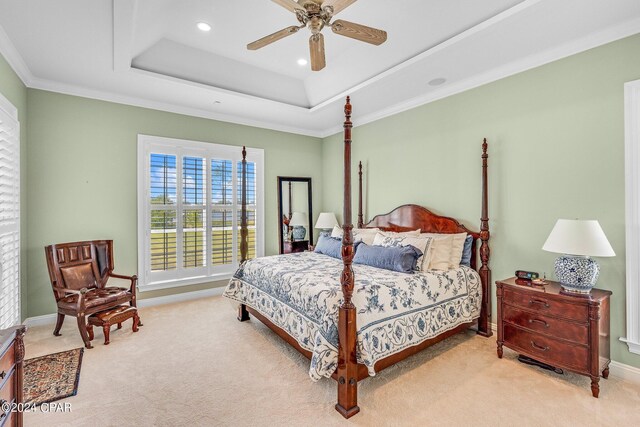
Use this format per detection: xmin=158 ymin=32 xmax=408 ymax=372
xmin=272 ymin=0 xmax=305 ymax=13
xmin=309 ymin=33 xmax=326 ymax=71
xmin=331 ymin=19 xmax=387 ymax=45
xmin=322 ymin=0 xmax=358 ymax=16
xmin=247 ymin=26 xmax=301 ymax=50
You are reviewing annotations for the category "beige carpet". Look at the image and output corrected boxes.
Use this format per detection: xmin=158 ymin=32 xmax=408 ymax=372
xmin=23 ymin=296 xmax=640 ymax=427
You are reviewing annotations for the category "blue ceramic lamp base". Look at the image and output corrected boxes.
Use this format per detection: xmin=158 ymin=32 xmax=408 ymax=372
xmin=554 ymin=255 xmax=600 ymax=293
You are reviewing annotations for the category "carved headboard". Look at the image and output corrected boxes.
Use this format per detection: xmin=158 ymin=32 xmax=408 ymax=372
xmin=364 ymin=204 xmax=480 ymax=270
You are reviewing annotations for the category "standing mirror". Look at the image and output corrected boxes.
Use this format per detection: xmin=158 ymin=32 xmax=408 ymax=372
xmin=277 ymin=177 xmax=313 ymax=254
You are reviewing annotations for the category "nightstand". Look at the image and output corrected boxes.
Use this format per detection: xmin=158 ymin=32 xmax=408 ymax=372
xmin=496 ymin=277 xmax=611 ymax=397
xmin=283 ymin=240 xmax=309 ymax=254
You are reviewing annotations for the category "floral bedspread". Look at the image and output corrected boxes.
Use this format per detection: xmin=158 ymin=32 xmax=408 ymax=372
xmin=223 ymin=252 xmax=481 ymax=381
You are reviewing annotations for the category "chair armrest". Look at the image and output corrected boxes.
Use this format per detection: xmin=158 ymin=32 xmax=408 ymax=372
xmin=108 ymin=273 xmax=138 ymax=296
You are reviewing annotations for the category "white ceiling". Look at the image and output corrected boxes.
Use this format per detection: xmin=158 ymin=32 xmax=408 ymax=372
xmin=0 ymin=0 xmax=639 ymax=137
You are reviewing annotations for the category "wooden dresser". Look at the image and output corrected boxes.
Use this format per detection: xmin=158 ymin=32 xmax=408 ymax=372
xmin=0 ymin=326 xmax=26 ymax=427
xmin=496 ymin=277 xmax=611 ymax=397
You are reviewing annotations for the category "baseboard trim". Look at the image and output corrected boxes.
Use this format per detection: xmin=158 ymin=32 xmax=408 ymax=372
xmin=137 ymin=286 xmax=225 ymax=308
xmin=23 ymin=286 xmax=226 ymax=327
xmin=489 ymin=322 xmax=640 ymax=384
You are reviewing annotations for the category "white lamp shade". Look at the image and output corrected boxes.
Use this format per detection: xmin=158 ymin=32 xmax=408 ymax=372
xmin=289 ymin=212 xmax=308 ymax=227
xmin=542 ymin=219 xmax=615 ymax=257
xmin=315 ymin=212 xmax=339 ymax=229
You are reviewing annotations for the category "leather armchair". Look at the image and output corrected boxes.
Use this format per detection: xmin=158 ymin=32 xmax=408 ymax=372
xmin=44 ymin=240 xmax=142 ymax=348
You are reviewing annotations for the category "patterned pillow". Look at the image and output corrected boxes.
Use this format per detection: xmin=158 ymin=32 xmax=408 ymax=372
xmin=353 ymin=243 xmax=422 ymax=274
xmin=331 ymin=226 xmax=380 ymax=245
xmin=372 ymin=232 xmax=433 ymax=271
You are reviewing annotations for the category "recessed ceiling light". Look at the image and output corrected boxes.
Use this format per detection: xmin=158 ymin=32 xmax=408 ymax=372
xmin=428 ymin=77 xmax=447 ymax=86
xmin=197 ymin=22 xmax=212 ymax=32
xmin=297 ymin=58 xmax=308 ymax=66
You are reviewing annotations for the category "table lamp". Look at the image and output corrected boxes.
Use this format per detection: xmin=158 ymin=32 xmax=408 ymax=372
xmin=542 ymin=219 xmax=615 ymax=293
xmin=315 ymin=212 xmax=339 ymax=233
xmin=289 ymin=212 xmax=308 ymax=241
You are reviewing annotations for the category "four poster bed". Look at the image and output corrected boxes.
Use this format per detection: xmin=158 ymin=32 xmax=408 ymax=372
xmin=225 ymin=98 xmax=491 ymax=418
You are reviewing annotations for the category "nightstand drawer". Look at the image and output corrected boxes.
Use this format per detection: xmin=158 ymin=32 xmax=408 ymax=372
xmin=503 ymin=288 xmax=588 ymax=321
xmin=503 ymin=305 xmax=588 ymax=344
xmin=503 ymin=324 xmax=589 ymax=372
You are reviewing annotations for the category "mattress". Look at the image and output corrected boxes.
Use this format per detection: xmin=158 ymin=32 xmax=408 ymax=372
xmin=223 ymin=252 xmax=482 ymax=380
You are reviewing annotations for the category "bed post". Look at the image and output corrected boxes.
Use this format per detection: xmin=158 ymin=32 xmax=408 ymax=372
xmin=357 ymin=161 xmax=364 ymax=228
xmin=238 ymin=145 xmax=250 ymax=322
xmin=477 ymin=138 xmax=492 ymax=337
xmin=335 ymin=97 xmax=360 ymax=419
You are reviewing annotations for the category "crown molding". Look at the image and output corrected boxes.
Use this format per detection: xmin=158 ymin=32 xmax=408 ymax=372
xmin=0 ymin=21 xmax=33 ymax=86
xmin=320 ymin=17 xmax=640 ymax=138
xmin=27 ymin=76 xmax=325 ymax=138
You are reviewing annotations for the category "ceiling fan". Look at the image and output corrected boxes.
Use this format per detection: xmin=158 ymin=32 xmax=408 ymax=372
xmin=247 ymin=0 xmax=388 ymax=71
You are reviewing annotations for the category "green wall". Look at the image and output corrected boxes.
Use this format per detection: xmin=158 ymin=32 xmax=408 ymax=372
xmin=322 ymin=34 xmax=640 ymax=368
xmin=0 ymin=53 xmax=27 ymax=319
xmin=26 ymin=89 xmax=322 ymax=317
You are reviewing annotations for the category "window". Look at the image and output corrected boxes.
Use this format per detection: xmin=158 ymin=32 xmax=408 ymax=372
xmin=0 ymin=93 xmax=20 ymax=329
xmin=624 ymin=79 xmax=640 ymax=355
xmin=138 ymin=135 xmax=264 ymax=290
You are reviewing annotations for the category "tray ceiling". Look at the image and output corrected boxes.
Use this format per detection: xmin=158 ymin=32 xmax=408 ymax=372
xmin=0 ymin=0 xmax=639 ymax=137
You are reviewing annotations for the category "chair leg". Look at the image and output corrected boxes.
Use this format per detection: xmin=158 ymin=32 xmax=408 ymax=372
xmin=53 ymin=313 xmax=65 ymax=336
xmin=132 ymin=313 xmax=139 ymax=333
xmin=117 ymin=322 xmax=122 ymax=330
xmin=87 ymin=324 xmax=94 ymax=341
xmin=103 ymin=325 xmax=111 ymax=345
xmin=76 ymin=315 xmax=93 ymax=349
xmin=131 ymin=300 xmax=143 ymax=326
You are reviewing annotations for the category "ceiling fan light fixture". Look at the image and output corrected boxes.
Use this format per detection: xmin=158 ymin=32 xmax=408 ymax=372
xmin=249 ymin=0 xmax=385 ymax=71
xmin=197 ymin=22 xmax=212 ymax=32
xmin=297 ymin=58 xmax=308 ymax=66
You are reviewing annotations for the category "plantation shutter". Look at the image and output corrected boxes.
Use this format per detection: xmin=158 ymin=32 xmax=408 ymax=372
xmin=0 ymin=101 xmax=20 ymax=329
xmin=138 ymin=135 xmax=264 ymax=289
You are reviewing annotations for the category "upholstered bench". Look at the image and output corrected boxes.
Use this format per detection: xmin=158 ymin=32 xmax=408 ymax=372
xmin=87 ymin=305 xmax=139 ymax=345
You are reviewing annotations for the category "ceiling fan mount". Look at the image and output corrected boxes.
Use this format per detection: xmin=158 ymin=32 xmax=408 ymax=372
xmin=248 ymin=0 xmax=388 ymax=71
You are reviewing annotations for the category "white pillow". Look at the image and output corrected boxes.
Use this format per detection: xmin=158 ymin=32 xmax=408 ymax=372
xmin=421 ymin=232 xmax=468 ymax=269
xmin=449 ymin=233 xmax=468 ymax=268
xmin=331 ymin=226 xmax=380 ymax=246
xmin=376 ymin=229 xmax=421 ymax=237
xmin=373 ymin=232 xmax=433 ymax=271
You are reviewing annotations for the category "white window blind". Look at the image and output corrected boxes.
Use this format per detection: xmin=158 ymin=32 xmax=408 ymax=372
xmin=0 ymin=95 xmax=20 ymax=329
xmin=138 ymin=135 xmax=264 ymax=290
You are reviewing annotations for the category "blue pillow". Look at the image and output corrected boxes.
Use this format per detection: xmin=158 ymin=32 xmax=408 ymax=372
xmin=460 ymin=235 xmax=473 ymax=267
xmin=314 ymin=235 xmax=343 ymax=259
xmin=353 ymin=243 xmax=422 ymax=274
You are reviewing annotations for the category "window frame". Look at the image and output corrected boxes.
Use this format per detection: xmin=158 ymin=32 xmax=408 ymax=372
xmin=624 ymin=79 xmax=640 ymax=355
xmin=137 ymin=134 xmax=264 ymax=291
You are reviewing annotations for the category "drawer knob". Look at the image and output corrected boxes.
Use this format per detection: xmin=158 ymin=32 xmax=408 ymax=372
xmin=528 ymin=298 xmax=550 ymax=308
xmin=531 ymin=341 xmax=549 ymax=352
xmin=529 ymin=318 xmax=550 ymax=328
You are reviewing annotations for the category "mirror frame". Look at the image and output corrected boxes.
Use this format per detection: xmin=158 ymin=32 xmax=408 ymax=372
xmin=277 ymin=176 xmax=313 ymax=255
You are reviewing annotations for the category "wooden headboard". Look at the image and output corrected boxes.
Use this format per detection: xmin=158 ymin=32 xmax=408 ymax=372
xmin=364 ymin=204 xmax=480 ymax=270
xmin=355 ymin=139 xmax=491 ymax=338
